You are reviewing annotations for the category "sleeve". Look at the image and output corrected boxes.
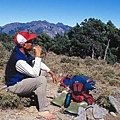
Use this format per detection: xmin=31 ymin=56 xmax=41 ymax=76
xmin=41 ymin=62 xmax=50 ymax=72
xmin=16 ymin=57 xmax=41 ymax=77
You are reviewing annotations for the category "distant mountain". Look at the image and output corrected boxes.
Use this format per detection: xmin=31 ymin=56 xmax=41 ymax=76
xmin=0 ymin=20 xmax=72 ymax=38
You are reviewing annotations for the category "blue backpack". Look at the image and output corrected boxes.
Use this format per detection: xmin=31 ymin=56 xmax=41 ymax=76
xmin=60 ymin=75 xmax=96 ymax=91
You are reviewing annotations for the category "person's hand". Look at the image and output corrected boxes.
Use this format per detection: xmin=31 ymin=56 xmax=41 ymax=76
xmin=49 ymin=70 xmax=58 ymax=84
xmin=34 ymin=45 xmax=42 ymax=57
xmin=52 ymin=74 xmax=58 ymax=85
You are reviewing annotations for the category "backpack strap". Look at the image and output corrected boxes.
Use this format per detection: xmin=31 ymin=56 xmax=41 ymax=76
xmin=82 ymin=92 xmax=94 ymax=105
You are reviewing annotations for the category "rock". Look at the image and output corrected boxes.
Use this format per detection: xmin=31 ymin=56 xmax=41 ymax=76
xmin=86 ymin=107 xmax=95 ymax=120
xmin=110 ymin=112 xmax=117 ymax=117
xmin=109 ymin=95 xmax=120 ymax=114
xmin=92 ymin=104 xmax=108 ymax=119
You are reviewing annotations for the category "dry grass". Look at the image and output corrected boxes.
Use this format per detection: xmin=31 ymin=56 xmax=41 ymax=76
xmin=43 ymin=52 xmax=120 ymax=87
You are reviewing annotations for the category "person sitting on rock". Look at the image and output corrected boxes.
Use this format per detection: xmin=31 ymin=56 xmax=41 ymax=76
xmin=5 ymin=31 xmax=58 ymax=119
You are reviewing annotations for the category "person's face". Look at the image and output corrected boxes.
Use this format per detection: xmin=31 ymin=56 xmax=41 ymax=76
xmin=23 ymin=40 xmax=34 ymax=51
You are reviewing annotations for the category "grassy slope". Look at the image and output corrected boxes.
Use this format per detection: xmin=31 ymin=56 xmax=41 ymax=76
xmin=43 ymin=52 xmax=120 ymax=87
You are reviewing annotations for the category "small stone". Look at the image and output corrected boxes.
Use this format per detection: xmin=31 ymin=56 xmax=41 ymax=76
xmin=110 ymin=112 xmax=117 ymax=117
xmin=99 ymin=118 xmax=104 ymax=120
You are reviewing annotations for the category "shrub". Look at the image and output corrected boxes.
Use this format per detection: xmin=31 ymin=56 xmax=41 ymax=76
xmin=0 ymin=91 xmax=20 ymax=109
xmin=95 ymin=90 xmax=111 ymax=109
xmin=0 ymin=91 xmax=31 ymax=109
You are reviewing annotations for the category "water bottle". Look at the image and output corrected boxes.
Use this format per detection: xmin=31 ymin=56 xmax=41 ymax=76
xmin=64 ymin=91 xmax=72 ymax=108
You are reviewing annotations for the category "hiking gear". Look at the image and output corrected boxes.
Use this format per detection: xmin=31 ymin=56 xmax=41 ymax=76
xmin=65 ymin=101 xmax=88 ymax=114
xmin=71 ymin=81 xmax=84 ymax=102
xmin=14 ymin=31 xmax=36 ymax=45
xmin=51 ymin=93 xmax=66 ymax=107
xmin=72 ymin=82 xmax=93 ymax=104
xmin=60 ymin=75 xmax=95 ymax=91
xmin=72 ymin=92 xmax=84 ymax=102
xmin=60 ymin=75 xmax=73 ymax=88
xmin=60 ymin=75 xmax=95 ymax=104
xmin=64 ymin=92 xmax=72 ymax=108
xmin=82 ymin=92 xmax=93 ymax=105
xmin=72 ymin=81 xmax=83 ymax=95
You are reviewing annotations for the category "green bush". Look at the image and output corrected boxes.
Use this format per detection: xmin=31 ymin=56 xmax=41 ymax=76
xmin=0 ymin=91 xmax=31 ymax=109
xmin=96 ymin=90 xmax=111 ymax=109
xmin=19 ymin=97 xmax=31 ymax=107
xmin=0 ymin=91 xmax=20 ymax=109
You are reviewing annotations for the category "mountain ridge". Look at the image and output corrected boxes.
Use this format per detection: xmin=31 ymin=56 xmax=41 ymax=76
xmin=0 ymin=20 xmax=72 ymax=38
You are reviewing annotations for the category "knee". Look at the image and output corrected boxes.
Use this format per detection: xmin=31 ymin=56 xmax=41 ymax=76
xmin=37 ymin=76 xmax=47 ymax=85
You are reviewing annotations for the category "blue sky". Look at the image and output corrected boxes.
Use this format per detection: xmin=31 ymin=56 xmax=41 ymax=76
xmin=0 ymin=0 xmax=120 ymax=28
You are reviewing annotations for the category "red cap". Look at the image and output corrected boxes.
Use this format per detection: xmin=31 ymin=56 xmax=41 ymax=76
xmin=14 ymin=31 xmax=36 ymax=45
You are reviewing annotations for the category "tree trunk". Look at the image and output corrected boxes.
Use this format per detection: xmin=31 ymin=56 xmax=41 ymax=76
xmin=92 ymin=47 xmax=95 ymax=59
xmin=104 ymin=39 xmax=110 ymax=61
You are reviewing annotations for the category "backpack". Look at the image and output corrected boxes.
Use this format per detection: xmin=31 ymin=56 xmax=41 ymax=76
xmin=60 ymin=75 xmax=73 ymax=88
xmin=60 ymin=75 xmax=96 ymax=91
xmin=71 ymin=82 xmax=93 ymax=104
xmin=60 ymin=75 xmax=95 ymax=105
xmin=71 ymin=82 xmax=85 ymax=102
xmin=72 ymin=82 xmax=84 ymax=95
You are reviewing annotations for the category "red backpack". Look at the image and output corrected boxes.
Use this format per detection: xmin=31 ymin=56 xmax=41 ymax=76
xmin=71 ymin=82 xmax=84 ymax=102
xmin=72 ymin=82 xmax=84 ymax=95
xmin=71 ymin=82 xmax=93 ymax=105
